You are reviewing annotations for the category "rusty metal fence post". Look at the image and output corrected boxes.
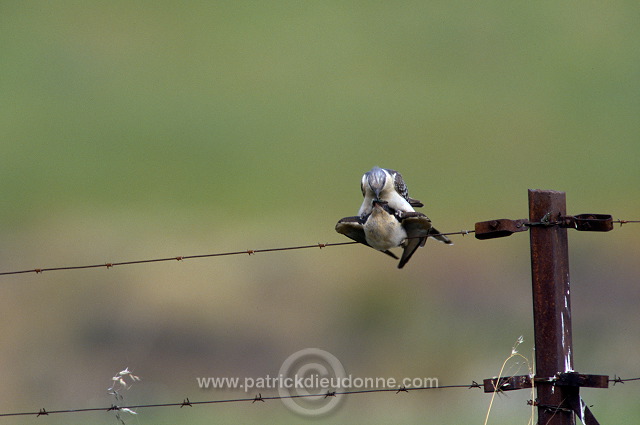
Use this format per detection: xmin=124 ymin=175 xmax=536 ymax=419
xmin=528 ymin=189 xmax=575 ymax=425
xmin=477 ymin=190 xmax=610 ymax=424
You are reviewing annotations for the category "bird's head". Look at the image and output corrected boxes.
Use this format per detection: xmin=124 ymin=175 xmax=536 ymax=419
xmin=365 ymin=166 xmax=388 ymax=201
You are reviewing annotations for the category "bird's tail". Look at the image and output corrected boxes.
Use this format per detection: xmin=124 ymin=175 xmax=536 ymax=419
xmin=428 ymin=227 xmax=453 ymax=245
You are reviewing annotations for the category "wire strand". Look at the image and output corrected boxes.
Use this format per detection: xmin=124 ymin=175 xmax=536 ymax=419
xmin=1 ymin=377 xmax=637 ymax=418
xmin=0 ymin=231 xmax=476 ymax=277
xmin=0 ymin=384 xmax=474 ymax=417
xmin=0 ymin=219 xmax=636 ymax=277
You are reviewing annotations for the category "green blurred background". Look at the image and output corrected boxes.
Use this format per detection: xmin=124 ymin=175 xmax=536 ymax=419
xmin=1 ymin=1 xmax=639 ymax=423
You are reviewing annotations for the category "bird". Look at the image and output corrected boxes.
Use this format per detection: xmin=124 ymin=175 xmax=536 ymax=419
xmin=356 ymin=166 xmax=452 ymax=246
xmin=358 ymin=166 xmax=423 ymax=217
xmin=336 ymin=200 xmax=435 ymax=268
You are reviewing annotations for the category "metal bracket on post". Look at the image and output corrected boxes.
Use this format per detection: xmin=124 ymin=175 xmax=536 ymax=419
xmin=474 ymin=214 xmax=613 ymax=240
xmin=560 ymin=214 xmax=614 ymax=232
xmin=483 ymin=375 xmax=532 ymax=392
xmin=483 ymin=373 xmax=608 ymax=393
xmin=482 ymin=373 xmax=608 ymax=425
xmin=474 ymin=218 xmax=529 ymax=239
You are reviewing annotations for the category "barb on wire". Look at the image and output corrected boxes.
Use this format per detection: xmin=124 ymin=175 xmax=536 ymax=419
xmin=611 ymin=375 xmax=640 ymax=385
xmin=396 ymin=386 xmax=409 ymax=394
xmin=0 ymin=381 xmax=485 ymax=418
xmin=615 ymin=219 xmax=640 ymax=227
xmin=0 ymin=229 xmax=477 ymax=277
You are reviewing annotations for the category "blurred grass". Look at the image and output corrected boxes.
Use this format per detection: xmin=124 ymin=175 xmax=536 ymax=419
xmin=1 ymin=1 xmax=639 ymax=424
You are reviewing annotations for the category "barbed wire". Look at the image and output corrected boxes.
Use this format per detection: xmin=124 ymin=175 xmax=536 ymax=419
xmin=0 ymin=219 xmax=636 ymax=277
xmin=611 ymin=375 xmax=640 ymax=385
xmin=0 ymin=376 xmax=637 ymax=418
xmin=0 ymin=230 xmax=476 ymax=277
xmin=614 ymin=220 xmax=640 ymax=226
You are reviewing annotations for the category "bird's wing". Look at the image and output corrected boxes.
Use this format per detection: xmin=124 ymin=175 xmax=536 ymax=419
xmin=397 ymin=213 xmax=433 ymax=268
xmin=335 ymin=216 xmax=366 ymax=244
xmin=385 ymin=168 xmax=423 ymax=207
xmin=427 ymin=226 xmax=453 ymax=245
xmin=407 ymin=197 xmax=424 ymax=208
xmin=335 ymin=216 xmax=399 ymax=260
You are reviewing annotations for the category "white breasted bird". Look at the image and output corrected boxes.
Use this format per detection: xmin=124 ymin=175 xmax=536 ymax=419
xmin=358 ymin=166 xmax=423 ymax=217
xmin=336 ymin=167 xmax=453 ymax=267
xmin=336 ymin=200 xmax=436 ymax=268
